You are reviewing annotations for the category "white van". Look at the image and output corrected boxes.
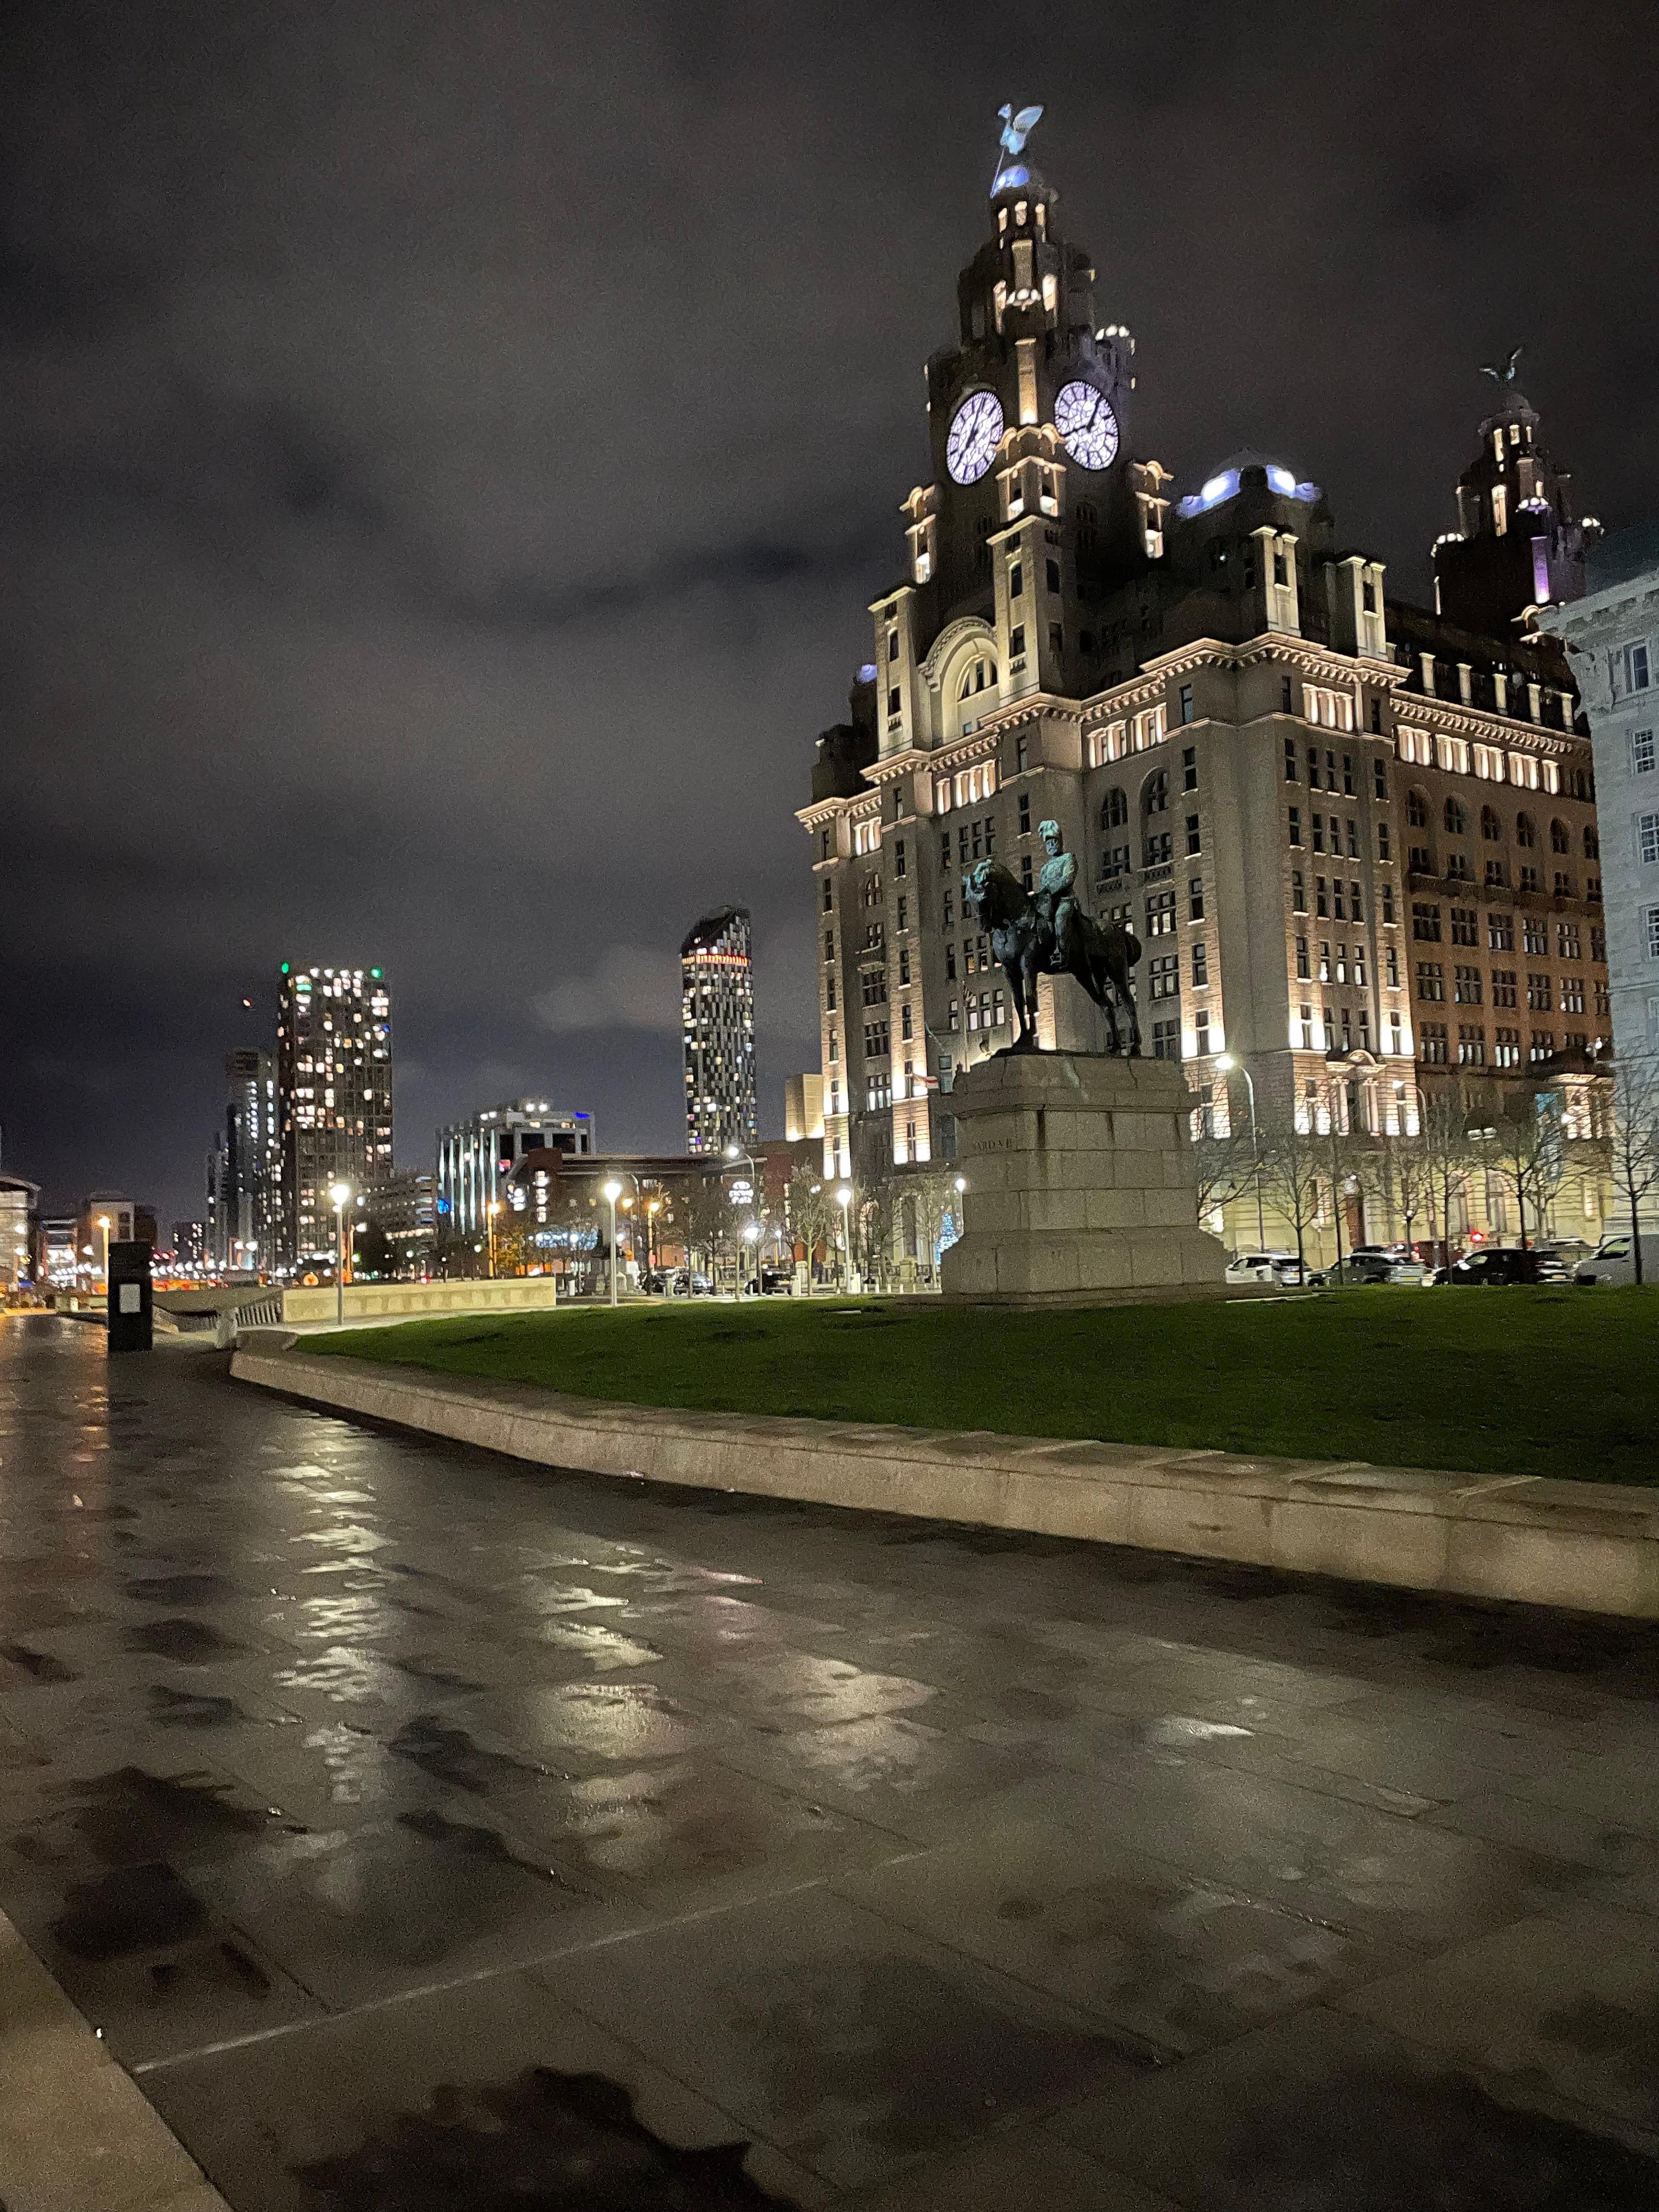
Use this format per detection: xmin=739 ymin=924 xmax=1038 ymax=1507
xmin=1573 ymin=1233 xmax=1659 ymax=1286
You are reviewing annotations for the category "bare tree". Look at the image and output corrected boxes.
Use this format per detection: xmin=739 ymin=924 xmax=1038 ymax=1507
xmin=1192 ymin=1127 xmax=1260 ymax=1231
xmin=1391 ymin=1134 xmax=1436 ymax=1257
xmin=785 ymin=1167 xmax=834 ymax=1292
xmin=1418 ymin=1078 xmax=1478 ymax=1268
xmin=1609 ymin=1052 xmax=1659 ymax=1283
xmin=1258 ymin=1113 xmax=1327 ymax=1279
xmin=1487 ymin=1085 xmax=1565 ymax=1249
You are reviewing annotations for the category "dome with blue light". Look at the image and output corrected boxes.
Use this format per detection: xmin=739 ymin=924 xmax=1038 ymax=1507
xmin=1176 ymin=452 xmax=1322 ymax=520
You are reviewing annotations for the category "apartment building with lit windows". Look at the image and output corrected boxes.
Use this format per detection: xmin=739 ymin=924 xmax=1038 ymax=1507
xmin=275 ymin=964 xmax=393 ymax=1267
xmin=681 ymin=906 xmax=758 ymax=1155
xmin=799 ymin=135 xmax=1609 ymax=1239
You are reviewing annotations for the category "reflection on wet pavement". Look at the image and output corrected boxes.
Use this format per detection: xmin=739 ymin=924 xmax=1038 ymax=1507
xmin=2 ymin=1321 xmax=1657 ymax=2208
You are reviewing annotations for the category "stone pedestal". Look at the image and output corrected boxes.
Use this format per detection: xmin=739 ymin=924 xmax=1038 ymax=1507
xmin=940 ymin=1052 xmax=1228 ymax=1305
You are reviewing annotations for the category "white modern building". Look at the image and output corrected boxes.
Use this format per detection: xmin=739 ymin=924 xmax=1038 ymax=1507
xmin=436 ymin=1101 xmax=595 ymax=1241
xmin=1548 ymin=523 xmax=1659 ymax=1066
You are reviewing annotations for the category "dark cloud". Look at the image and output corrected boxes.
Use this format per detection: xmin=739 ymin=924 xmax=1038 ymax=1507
xmin=3 ymin=0 xmax=1657 ymax=1221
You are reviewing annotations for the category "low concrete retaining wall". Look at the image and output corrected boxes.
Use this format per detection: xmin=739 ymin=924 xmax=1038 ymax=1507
xmin=281 ymin=1278 xmax=561 ymax=1325
xmin=230 ymin=1344 xmax=1659 ymax=1620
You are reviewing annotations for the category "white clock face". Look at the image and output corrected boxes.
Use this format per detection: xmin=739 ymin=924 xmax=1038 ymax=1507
xmin=1054 ymin=381 xmax=1120 ymax=471
xmin=946 ymin=390 xmax=1005 ymax=485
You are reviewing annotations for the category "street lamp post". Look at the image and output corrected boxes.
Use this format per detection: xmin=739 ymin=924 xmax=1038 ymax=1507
xmin=328 ymin=1182 xmax=352 ymax=1325
xmin=742 ymin=1219 xmax=760 ymax=1295
xmin=724 ymin=1143 xmax=760 ymax=1297
xmin=96 ymin=1214 xmax=111 ymax=1297
xmin=486 ymin=1199 xmax=500 ymax=1280
xmin=836 ymin=1183 xmax=853 ymax=1293
xmin=1216 ymin=1054 xmax=1266 ymax=1251
xmin=602 ymin=1180 xmax=622 ymax=1306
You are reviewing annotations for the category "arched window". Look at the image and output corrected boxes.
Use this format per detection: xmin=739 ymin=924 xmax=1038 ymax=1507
xmin=1516 ymin=811 xmax=1536 ymax=848
xmin=1100 ymin=786 xmax=1128 ymax=830
xmin=1481 ymin=805 xmax=1501 ymax=841
xmin=1407 ymin=788 xmax=1430 ymax=830
xmin=1142 ymin=770 xmax=1169 ymax=818
xmin=1444 ymin=797 xmax=1467 ymax=836
xmin=1550 ymin=817 xmax=1570 ymax=854
xmin=1583 ymin=823 xmax=1600 ymax=859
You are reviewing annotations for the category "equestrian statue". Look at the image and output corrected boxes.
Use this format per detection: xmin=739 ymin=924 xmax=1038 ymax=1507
xmin=962 ymin=820 xmax=1142 ymax=1057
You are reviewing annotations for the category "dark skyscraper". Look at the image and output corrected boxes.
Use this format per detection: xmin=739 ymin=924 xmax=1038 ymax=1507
xmin=680 ymin=908 xmax=757 ymax=1156
xmin=215 ymin=1048 xmax=280 ymax=1273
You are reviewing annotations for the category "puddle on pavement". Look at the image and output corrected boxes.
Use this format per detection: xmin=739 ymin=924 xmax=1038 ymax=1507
xmin=396 ymin=1807 xmax=559 ymax=1881
xmin=296 ymin=2066 xmax=798 ymax=2208
xmin=148 ymin=1684 xmax=247 ymax=1729
xmin=0 ymin=1643 xmax=77 ymax=1683
xmin=44 ymin=1766 xmax=302 ymax=1866
xmin=52 ymin=1859 xmax=207 ymax=1957
xmin=125 ymin=1618 xmax=249 ymax=1663
xmin=123 ymin=1574 xmax=237 ymax=1605
xmin=390 ymin=1716 xmax=551 ymax=1793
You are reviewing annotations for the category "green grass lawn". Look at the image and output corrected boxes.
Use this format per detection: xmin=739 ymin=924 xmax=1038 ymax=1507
xmin=304 ymin=1288 xmax=1659 ymax=1485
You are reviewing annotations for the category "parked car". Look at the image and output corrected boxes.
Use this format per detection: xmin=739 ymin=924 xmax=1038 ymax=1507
xmin=1538 ymin=1237 xmax=1596 ymax=1269
xmin=1313 ymin=1252 xmax=1431 ymax=1287
xmin=1574 ymin=1233 xmax=1659 ymax=1286
xmin=667 ymin=1269 xmax=713 ymax=1296
xmin=1223 ymin=1251 xmax=1303 ymax=1288
xmin=1432 ymin=1247 xmax=1569 ymax=1287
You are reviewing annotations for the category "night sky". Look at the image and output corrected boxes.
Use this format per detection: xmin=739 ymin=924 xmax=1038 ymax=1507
xmin=4 ymin=1 xmax=1657 ymax=1228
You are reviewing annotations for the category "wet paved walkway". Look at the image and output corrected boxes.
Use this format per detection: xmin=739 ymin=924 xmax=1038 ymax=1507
xmin=2 ymin=1318 xmax=1657 ymax=2210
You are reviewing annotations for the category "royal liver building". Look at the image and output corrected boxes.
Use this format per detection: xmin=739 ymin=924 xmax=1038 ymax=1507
xmin=799 ymin=115 xmax=1608 ymax=1215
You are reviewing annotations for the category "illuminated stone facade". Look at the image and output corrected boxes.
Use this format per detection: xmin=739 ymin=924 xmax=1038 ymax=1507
xmin=799 ymin=144 xmax=1609 ymax=1254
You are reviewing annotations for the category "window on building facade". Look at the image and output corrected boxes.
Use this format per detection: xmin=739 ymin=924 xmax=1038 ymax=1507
xmin=1288 ymin=807 xmax=1303 ymax=846
xmin=1528 ymin=973 xmax=1553 ymax=1011
xmin=1485 ymin=859 xmax=1508 ymax=889
xmin=1421 ymin=1020 xmax=1448 ymax=1064
xmin=1149 ymin=953 xmax=1180 ymax=1001
xmin=825 ymin=976 xmax=836 ymax=1011
xmin=1516 ymin=811 xmax=1536 ymax=847
xmin=1102 ymin=842 xmax=1131 ymax=881
xmin=1292 ymin=870 xmax=1307 ymax=913
xmin=1626 ymin=641 xmax=1650 ymax=692
xmin=1631 ymin=730 xmax=1655 ymax=776
xmin=1285 ymin=737 xmax=1299 ymax=782
xmin=1145 ymin=828 xmax=1173 ymax=868
xmin=1562 ymin=977 xmax=1585 ymax=1015
xmin=1152 ymin=1017 xmax=1182 ymax=1060
xmin=1143 ymin=769 xmax=1169 ymax=816
xmin=1454 ymin=964 xmax=1482 ymax=1004
xmin=861 ymin=969 xmax=888 ymax=1006
xmin=1593 ymin=925 xmax=1607 ymax=963
xmin=1416 ymin=961 xmax=1445 ymax=1000
xmin=1494 ymin=1028 xmax=1521 ymax=1068
xmin=1408 ymin=788 xmax=1429 ymax=830
xmin=1192 ymin=943 xmax=1209 ymax=988
xmin=1381 ymin=882 xmax=1397 ymax=923
xmin=1186 ymin=814 xmax=1201 ymax=856
xmin=1299 ymin=1003 xmax=1315 ymax=1048
xmin=1008 ymin=560 xmax=1024 ymax=600
xmin=824 ymin=930 xmax=835 ymax=962
xmin=1101 ymin=786 xmax=1128 ymax=830
xmin=1296 ymin=935 xmax=1311 ymax=979
xmin=1445 ymin=798 xmax=1467 ymax=836
xmin=1638 ymin=812 xmax=1659 ymax=867
xmin=863 ymin=1019 xmax=890 ymax=1058
xmin=1451 ymin=907 xmax=1477 ymax=946
xmin=1182 ymin=744 xmax=1197 ymax=788
xmin=899 ymin=947 xmax=911 ymax=985
xmin=1179 ymin=686 xmax=1195 ymax=727
xmin=1558 ymin=921 xmax=1581 ymax=960
xmin=1413 ymin=902 xmax=1441 ymax=941
xmin=1316 ymin=876 xmax=1330 ymax=917
xmin=1009 ymin=625 xmax=1025 ymax=657
xmin=1530 ymin=1030 xmax=1556 ymax=1061
xmin=1492 ymin=969 xmax=1517 ymax=1007
xmin=1283 ymin=675 xmax=1295 ymax=713
xmin=1189 ymin=877 xmax=1205 ymax=921
xmin=1146 ymin=888 xmax=1177 ymax=936
xmin=1385 ymin=944 xmax=1400 ymax=988
xmin=1018 ymin=793 xmax=1031 ymax=833
xmin=1584 ymin=824 xmax=1600 ymax=859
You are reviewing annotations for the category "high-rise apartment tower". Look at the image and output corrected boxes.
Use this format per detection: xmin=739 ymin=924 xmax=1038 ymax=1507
xmin=681 ymin=907 xmax=758 ymax=1155
xmin=275 ymin=965 xmax=393 ymax=1266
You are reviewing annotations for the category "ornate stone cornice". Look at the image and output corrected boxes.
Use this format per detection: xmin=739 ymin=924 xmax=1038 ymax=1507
xmin=1392 ymin=696 xmax=1578 ymax=758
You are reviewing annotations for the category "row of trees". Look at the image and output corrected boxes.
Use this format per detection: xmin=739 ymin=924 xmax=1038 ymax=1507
xmin=1195 ymin=1056 xmax=1659 ymax=1279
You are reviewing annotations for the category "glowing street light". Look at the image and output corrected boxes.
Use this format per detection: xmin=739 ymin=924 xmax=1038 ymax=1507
xmin=328 ymin=1182 xmax=352 ymax=1324
xmin=602 ymin=1180 xmax=623 ymax=1306
xmin=486 ymin=1198 xmax=501 ymax=1280
xmin=96 ymin=1214 xmax=111 ymax=1295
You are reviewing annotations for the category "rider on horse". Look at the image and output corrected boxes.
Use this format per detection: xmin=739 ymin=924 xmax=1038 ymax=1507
xmin=1034 ymin=821 xmax=1079 ymax=973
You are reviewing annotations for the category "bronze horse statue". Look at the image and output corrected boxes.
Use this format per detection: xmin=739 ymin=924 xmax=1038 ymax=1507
xmin=963 ymin=858 xmax=1143 ymax=1055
